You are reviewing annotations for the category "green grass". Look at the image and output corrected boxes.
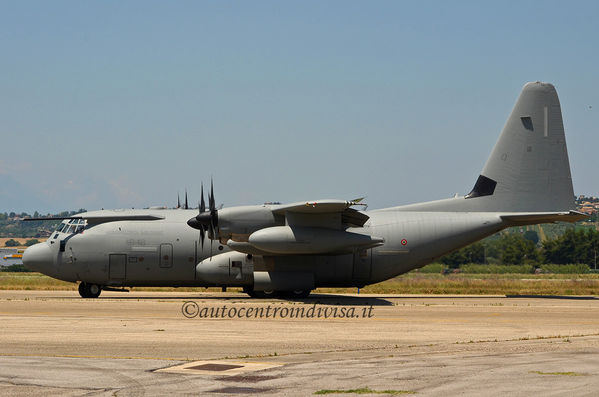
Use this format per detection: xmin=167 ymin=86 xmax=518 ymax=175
xmin=315 ymin=388 xmax=415 ymax=395
xmin=0 ymin=272 xmax=76 ymax=290
xmin=0 ymin=272 xmax=239 ymax=292
xmin=320 ymin=273 xmax=599 ymax=295
xmin=1 ymin=272 xmax=599 ymax=295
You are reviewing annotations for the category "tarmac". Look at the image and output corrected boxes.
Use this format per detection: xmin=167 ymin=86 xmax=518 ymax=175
xmin=1 ymin=290 xmax=599 ymax=396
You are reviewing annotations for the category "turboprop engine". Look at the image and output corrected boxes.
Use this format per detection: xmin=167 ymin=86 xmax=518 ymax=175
xmin=215 ymin=205 xmax=282 ymax=242
xmin=187 ymin=184 xmax=381 ymax=256
xmin=186 ymin=181 xmax=284 ymax=245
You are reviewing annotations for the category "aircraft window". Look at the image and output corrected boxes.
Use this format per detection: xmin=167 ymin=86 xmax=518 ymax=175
xmin=63 ymin=219 xmax=87 ymax=234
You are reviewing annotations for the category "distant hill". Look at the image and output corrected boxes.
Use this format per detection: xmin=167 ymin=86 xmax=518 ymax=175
xmin=0 ymin=210 xmax=85 ymax=238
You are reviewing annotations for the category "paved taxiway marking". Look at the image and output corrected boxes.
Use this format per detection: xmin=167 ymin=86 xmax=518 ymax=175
xmin=156 ymin=360 xmax=284 ymax=376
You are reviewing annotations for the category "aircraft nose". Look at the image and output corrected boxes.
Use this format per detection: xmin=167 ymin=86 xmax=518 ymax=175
xmin=23 ymin=243 xmax=53 ymax=273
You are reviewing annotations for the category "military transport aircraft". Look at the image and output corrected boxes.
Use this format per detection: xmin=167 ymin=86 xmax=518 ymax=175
xmin=23 ymin=82 xmax=586 ymax=298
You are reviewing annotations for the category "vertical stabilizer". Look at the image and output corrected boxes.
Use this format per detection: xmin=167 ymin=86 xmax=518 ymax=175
xmin=467 ymin=82 xmax=574 ymax=212
xmin=395 ymin=82 xmax=576 ymax=213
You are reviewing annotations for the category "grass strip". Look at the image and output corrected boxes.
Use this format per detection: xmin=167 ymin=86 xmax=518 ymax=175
xmin=529 ymin=371 xmax=585 ymax=376
xmin=315 ymin=387 xmax=415 ymax=395
xmin=1 ymin=272 xmax=598 ymax=295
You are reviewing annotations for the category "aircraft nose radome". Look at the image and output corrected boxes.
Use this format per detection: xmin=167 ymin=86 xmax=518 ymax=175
xmin=22 ymin=243 xmax=52 ymax=273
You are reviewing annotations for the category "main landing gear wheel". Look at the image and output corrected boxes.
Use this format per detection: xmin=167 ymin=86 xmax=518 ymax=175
xmin=78 ymin=282 xmax=102 ymax=298
xmin=243 ymin=287 xmax=311 ymax=299
xmin=243 ymin=286 xmax=279 ymax=299
xmin=286 ymin=289 xmax=312 ymax=299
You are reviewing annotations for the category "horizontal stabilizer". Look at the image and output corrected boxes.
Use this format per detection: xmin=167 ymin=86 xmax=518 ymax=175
xmin=500 ymin=211 xmax=587 ymax=225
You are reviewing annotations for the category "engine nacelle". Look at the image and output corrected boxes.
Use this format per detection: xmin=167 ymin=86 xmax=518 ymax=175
xmin=195 ymin=251 xmax=253 ymax=286
xmin=216 ymin=205 xmax=283 ymax=242
xmin=247 ymin=226 xmax=384 ymax=254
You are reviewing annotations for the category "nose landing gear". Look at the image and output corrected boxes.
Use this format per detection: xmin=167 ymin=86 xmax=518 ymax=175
xmin=78 ymin=282 xmax=102 ymax=298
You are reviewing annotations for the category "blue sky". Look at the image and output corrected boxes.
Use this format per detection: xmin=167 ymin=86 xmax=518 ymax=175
xmin=1 ymin=1 xmax=598 ymax=213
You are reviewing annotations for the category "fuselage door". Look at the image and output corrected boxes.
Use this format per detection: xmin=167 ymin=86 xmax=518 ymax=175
xmin=160 ymin=244 xmax=173 ymax=268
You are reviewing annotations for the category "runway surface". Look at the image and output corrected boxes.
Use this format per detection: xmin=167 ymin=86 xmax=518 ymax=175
xmin=1 ymin=290 xmax=599 ymax=396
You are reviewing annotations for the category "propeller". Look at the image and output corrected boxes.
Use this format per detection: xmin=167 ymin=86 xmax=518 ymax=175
xmin=198 ymin=184 xmax=206 ymax=249
xmin=187 ymin=179 xmax=219 ymax=259
xmin=177 ymin=190 xmax=190 ymax=209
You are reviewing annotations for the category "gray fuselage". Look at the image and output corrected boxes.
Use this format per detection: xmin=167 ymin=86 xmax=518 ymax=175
xmin=25 ymin=206 xmax=506 ymax=288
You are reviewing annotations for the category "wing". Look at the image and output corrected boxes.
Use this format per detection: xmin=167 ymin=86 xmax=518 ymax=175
xmin=214 ymin=198 xmax=382 ymax=255
xmin=23 ymin=211 xmax=165 ymax=226
xmin=271 ymin=199 xmax=369 ymax=227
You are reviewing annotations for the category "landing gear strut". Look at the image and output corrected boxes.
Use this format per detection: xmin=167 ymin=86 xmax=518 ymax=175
xmin=78 ymin=282 xmax=102 ymax=298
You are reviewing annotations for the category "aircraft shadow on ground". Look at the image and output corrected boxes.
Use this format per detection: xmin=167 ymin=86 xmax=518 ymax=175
xmin=84 ymin=293 xmax=394 ymax=306
xmin=68 ymin=294 xmax=597 ymax=304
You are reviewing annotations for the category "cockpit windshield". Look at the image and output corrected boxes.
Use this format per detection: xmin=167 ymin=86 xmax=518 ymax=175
xmin=54 ymin=219 xmax=87 ymax=234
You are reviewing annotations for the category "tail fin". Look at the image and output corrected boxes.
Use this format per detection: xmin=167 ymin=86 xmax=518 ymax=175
xmin=397 ymin=82 xmax=576 ymax=213
xmin=465 ymin=81 xmax=574 ymax=212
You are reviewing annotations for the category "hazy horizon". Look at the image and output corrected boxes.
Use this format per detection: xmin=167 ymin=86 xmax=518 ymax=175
xmin=2 ymin=1 xmax=598 ymax=213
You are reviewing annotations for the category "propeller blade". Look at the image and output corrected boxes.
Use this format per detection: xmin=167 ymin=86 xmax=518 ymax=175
xmin=184 ymin=189 xmax=189 ymax=210
xmin=194 ymin=200 xmax=205 ymax=250
xmin=209 ymin=178 xmax=215 ymax=212
xmin=209 ymin=179 xmax=216 ymax=261
xmin=200 ymin=184 xmax=206 ymax=213
xmin=177 ymin=193 xmax=181 ymax=209
xmin=187 ymin=179 xmax=218 ymax=259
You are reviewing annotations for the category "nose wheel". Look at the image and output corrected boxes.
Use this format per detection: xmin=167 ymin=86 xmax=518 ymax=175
xmin=78 ymin=282 xmax=102 ymax=298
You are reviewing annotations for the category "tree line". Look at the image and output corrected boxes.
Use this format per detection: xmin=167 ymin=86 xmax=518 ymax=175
xmin=441 ymin=228 xmax=599 ymax=269
xmin=0 ymin=210 xmax=86 ymax=238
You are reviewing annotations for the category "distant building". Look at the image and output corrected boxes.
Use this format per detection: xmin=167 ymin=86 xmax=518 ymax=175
xmin=1 ymin=248 xmax=23 ymax=266
xmin=575 ymin=195 xmax=599 ymax=215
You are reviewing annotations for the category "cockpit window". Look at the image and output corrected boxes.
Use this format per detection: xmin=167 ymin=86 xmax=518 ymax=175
xmin=55 ymin=219 xmax=87 ymax=234
xmin=55 ymin=221 xmax=68 ymax=233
